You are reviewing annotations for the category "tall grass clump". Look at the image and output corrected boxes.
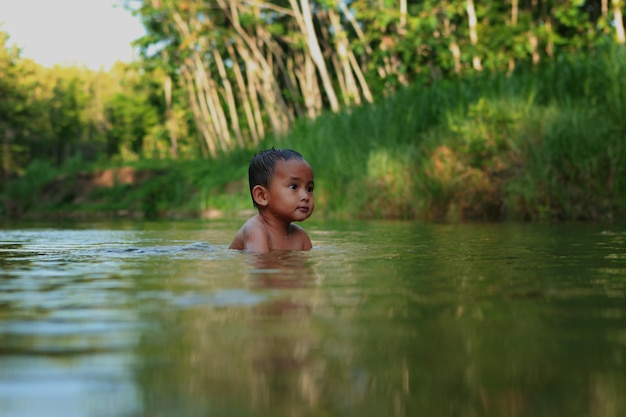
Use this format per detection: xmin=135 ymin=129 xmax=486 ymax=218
xmin=501 ymin=45 xmax=626 ymax=220
xmin=277 ymin=84 xmax=457 ymax=218
xmin=2 ymin=159 xmax=58 ymax=217
xmin=415 ymin=96 xmax=525 ymax=220
xmin=506 ymin=105 xmax=625 ymax=220
xmin=116 ymin=150 xmax=252 ymax=218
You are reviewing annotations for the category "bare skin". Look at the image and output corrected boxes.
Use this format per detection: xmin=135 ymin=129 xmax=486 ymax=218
xmin=229 ymin=159 xmax=314 ymax=253
xmin=229 ymin=214 xmax=312 ymax=252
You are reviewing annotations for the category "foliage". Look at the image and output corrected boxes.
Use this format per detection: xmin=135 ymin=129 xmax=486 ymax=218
xmin=1 ymin=1 xmax=626 ymax=221
xmin=2 ymin=1 xmax=625 ymax=171
xmin=0 ymin=33 xmax=41 ymax=182
xmin=124 ymin=0 xmax=626 ymax=154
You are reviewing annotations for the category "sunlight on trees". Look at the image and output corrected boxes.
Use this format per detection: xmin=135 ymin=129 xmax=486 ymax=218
xmin=1 ymin=0 xmax=625 ymax=179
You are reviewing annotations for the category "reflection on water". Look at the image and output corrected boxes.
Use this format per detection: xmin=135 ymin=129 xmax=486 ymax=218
xmin=0 ymin=220 xmax=625 ymax=417
xmin=247 ymin=252 xmax=321 ymax=411
xmin=136 ymin=249 xmax=325 ymax=417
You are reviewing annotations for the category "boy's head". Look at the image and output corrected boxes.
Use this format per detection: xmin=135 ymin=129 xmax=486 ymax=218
xmin=248 ymin=148 xmax=307 ymax=209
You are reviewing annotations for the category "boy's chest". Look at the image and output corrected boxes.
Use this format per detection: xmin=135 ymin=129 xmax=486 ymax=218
xmin=267 ymin=230 xmax=304 ymax=251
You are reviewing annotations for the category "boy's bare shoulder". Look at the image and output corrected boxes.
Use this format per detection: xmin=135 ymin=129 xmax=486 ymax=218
xmin=289 ymin=223 xmax=312 ymax=250
xmin=288 ymin=222 xmax=307 ymax=235
xmin=229 ymin=215 xmax=269 ymax=251
xmin=230 ymin=216 xmax=311 ymax=252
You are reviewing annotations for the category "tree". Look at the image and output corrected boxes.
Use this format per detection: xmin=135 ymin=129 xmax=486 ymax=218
xmin=0 ymin=32 xmax=39 ymax=182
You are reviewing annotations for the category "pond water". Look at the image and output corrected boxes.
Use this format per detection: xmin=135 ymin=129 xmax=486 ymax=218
xmin=0 ymin=219 xmax=625 ymax=417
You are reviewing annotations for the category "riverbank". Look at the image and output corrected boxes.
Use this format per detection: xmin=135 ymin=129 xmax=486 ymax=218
xmin=2 ymin=46 xmax=625 ymax=222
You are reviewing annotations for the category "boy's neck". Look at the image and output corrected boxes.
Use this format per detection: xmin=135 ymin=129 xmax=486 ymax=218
xmin=258 ymin=212 xmax=292 ymax=237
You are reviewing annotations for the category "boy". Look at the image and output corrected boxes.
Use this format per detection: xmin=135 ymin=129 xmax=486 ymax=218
xmin=229 ymin=148 xmax=315 ymax=253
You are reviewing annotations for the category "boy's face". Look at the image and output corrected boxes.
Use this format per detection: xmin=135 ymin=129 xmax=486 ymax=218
xmin=264 ymin=159 xmax=315 ymax=222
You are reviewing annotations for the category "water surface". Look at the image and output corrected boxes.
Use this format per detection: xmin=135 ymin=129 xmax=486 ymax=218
xmin=1 ymin=220 xmax=625 ymax=417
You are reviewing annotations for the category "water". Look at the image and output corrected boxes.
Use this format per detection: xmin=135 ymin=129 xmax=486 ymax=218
xmin=1 ymin=219 xmax=625 ymax=417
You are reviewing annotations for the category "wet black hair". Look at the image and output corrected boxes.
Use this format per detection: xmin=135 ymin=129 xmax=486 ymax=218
xmin=248 ymin=147 xmax=306 ymax=209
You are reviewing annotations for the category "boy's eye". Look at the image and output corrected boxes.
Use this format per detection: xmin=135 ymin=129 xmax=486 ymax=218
xmin=307 ymin=186 xmax=314 ymax=192
xmin=289 ymin=184 xmax=297 ymax=190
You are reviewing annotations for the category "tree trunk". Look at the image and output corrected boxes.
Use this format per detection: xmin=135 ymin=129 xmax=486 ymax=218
xmin=293 ymin=50 xmax=322 ymax=119
xmin=238 ymin=42 xmax=266 ymax=140
xmin=327 ymin=8 xmax=363 ymax=105
xmin=466 ymin=0 xmax=483 ymax=71
xmin=1 ymin=122 xmax=11 ymax=182
xmin=338 ymin=2 xmax=388 ymax=80
xmin=191 ymin=50 xmax=231 ymax=151
xmin=164 ymin=75 xmax=178 ymax=158
xmin=399 ymin=0 xmax=407 ymax=36
xmin=289 ymin=0 xmax=340 ymax=112
xmin=511 ymin=0 xmax=518 ymax=25
xmin=613 ymin=0 xmax=625 ymax=43
xmin=212 ymin=48 xmax=244 ymax=148
xmin=529 ymin=32 xmax=540 ymax=65
xmin=218 ymin=0 xmax=291 ymax=136
xmin=226 ymin=42 xmax=260 ymax=145
xmin=443 ymin=10 xmax=461 ymax=74
xmin=181 ymin=64 xmax=215 ymax=158
xmin=348 ymin=49 xmax=374 ymax=104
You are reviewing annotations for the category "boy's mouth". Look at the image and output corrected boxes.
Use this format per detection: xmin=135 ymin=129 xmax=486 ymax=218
xmin=296 ymin=206 xmax=309 ymax=213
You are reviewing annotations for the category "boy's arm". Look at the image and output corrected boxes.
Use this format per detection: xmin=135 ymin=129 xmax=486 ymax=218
xmin=228 ymin=226 xmax=245 ymax=249
xmin=228 ymin=236 xmax=243 ymax=250
xmin=302 ymin=235 xmax=313 ymax=250
xmin=302 ymin=233 xmax=312 ymax=250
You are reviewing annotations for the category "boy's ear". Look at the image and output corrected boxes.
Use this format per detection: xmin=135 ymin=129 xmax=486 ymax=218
xmin=252 ymin=185 xmax=269 ymax=207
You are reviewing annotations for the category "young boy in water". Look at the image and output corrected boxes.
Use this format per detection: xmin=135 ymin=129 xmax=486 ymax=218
xmin=229 ymin=148 xmax=315 ymax=253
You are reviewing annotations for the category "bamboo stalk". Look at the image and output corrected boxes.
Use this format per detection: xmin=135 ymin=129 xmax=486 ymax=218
xmin=443 ymin=11 xmax=461 ymax=74
xmin=212 ymin=47 xmax=244 ymax=148
xmin=226 ymin=42 xmax=260 ymax=145
xmin=511 ymin=0 xmax=518 ymax=25
xmin=338 ymin=1 xmax=388 ymax=80
xmin=328 ymin=8 xmax=361 ymax=106
xmin=466 ymin=0 xmax=483 ymax=71
xmin=399 ymin=0 xmax=407 ymax=36
xmin=613 ymin=0 xmax=625 ymax=43
xmin=347 ymin=50 xmax=374 ymax=103
xmin=181 ymin=65 xmax=214 ymax=158
xmin=293 ymin=50 xmax=322 ymax=118
xmin=192 ymin=50 xmax=231 ymax=150
xmin=218 ymin=0 xmax=291 ymax=135
xmin=164 ymin=75 xmax=178 ymax=158
xmin=289 ymin=0 xmax=340 ymax=112
xmin=238 ymin=42 xmax=265 ymax=140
